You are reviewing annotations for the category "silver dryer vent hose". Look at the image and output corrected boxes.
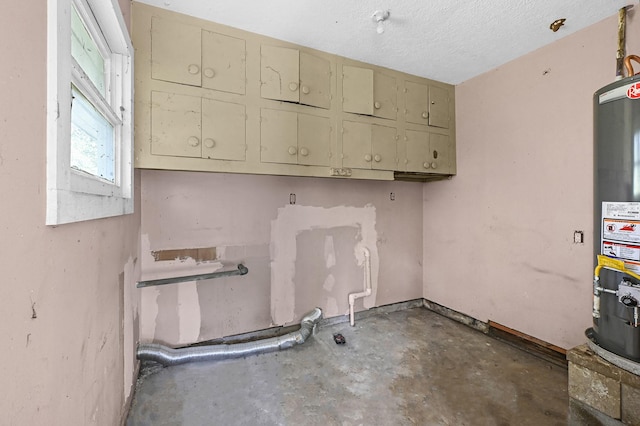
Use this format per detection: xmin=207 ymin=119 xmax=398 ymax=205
xmin=136 ymin=307 xmax=323 ymax=366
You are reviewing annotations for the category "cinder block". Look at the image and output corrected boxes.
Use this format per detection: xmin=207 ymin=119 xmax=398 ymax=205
xmin=622 ymin=383 xmax=640 ymax=426
xmin=568 ymin=363 xmax=621 ymax=419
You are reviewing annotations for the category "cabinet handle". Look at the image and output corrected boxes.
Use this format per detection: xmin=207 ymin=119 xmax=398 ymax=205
xmin=364 ymin=154 xmax=372 ymax=162
xmin=203 ymin=68 xmax=216 ymax=78
xmin=289 ymin=82 xmax=299 ymax=92
xmin=301 ymin=85 xmax=310 ymax=94
xmin=299 ymin=147 xmax=309 ymax=156
xmin=431 ymin=162 xmax=438 ymax=169
xmin=288 ymin=146 xmax=297 ymax=155
xmin=421 ymin=111 xmax=428 ymax=119
xmin=188 ymin=136 xmax=200 ymax=147
xmin=374 ymin=101 xmax=381 ymax=109
xmin=374 ymin=154 xmax=381 ymax=162
xmin=204 ymin=138 xmax=216 ymax=149
xmin=423 ymin=162 xmax=430 ymax=169
xmin=188 ymin=64 xmax=200 ymax=75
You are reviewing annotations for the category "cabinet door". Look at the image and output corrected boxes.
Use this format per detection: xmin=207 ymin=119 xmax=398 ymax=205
xmin=405 ymin=81 xmax=429 ymax=125
xmin=429 ymin=133 xmax=451 ymax=172
xmin=300 ymin=52 xmax=331 ymax=109
xmin=151 ymin=91 xmax=202 ymax=157
xmin=371 ymin=124 xmax=397 ymax=170
xmin=202 ymin=31 xmax=246 ymax=95
xmin=261 ymin=45 xmax=300 ymax=103
xmin=428 ymin=86 xmax=450 ymax=129
xmin=373 ymin=72 xmax=397 ymax=120
xmin=405 ymin=129 xmax=431 ymax=172
xmin=342 ymin=121 xmax=371 ymax=169
xmin=260 ymin=109 xmax=298 ymax=164
xmin=202 ymin=99 xmax=246 ymax=161
xmin=342 ymin=65 xmax=374 ymax=116
xmin=151 ymin=17 xmax=201 ymax=87
xmin=298 ymin=113 xmax=331 ymax=166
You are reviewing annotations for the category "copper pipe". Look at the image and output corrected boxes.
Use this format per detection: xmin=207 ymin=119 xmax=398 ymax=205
xmin=624 ymin=55 xmax=640 ymax=77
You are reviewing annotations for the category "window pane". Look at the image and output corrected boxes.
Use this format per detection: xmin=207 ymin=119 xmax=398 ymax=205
xmin=71 ymin=6 xmax=106 ymax=96
xmin=71 ymin=86 xmax=115 ymax=182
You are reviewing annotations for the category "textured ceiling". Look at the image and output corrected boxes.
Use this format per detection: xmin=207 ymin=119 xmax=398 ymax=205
xmin=137 ymin=0 xmax=638 ymax=84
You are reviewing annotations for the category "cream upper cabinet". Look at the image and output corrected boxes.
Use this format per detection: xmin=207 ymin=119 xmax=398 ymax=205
xmin=201 ymin=98 xmax=246 ymax=161
xmin=260 ymin=109 xmax=331 ymax=166
xmin=151 ymin=17 xmax=246 ymax=94
xmin=151 ymin=91 xmax=202 ymax=157
xmin=151 ymin=91 xmax=246 ymax=161
xmin=429 ymin=133 xmax=452 ymax=173
xmin=403 ymin=129 xmax=452 ymax=173
xmin=405 ymin=81 xmax=450 ymax=128
xmin=135 ymin=3 xmax=455 ymax=179
xmin=342 ymin=65 xmax=397 ymax=120
xmin=260 ymin=46 xmax=332 ymax=109
xmin=342 ymin=121 xmax=397 ymax=170
xmin=428 ymin=85 xmax=450 ymax=129
xmin=201 ymin=30 xmax=246 ymax=94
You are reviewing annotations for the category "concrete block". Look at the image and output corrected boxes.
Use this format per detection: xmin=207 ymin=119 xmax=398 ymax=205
xmin=622 ymin=383 xmax=640 ymax=426
xmin=568 ymin=344 xmax=622 ymax=381
xmin=568 ymin=363 xmax=621 ymax=419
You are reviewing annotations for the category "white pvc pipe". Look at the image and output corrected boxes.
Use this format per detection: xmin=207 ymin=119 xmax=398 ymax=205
xmin=348 ymin=247 xmax=372 ymax=326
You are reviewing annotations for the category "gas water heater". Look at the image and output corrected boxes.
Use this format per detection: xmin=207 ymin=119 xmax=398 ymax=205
xmin=592 ymin=75 xmax=640 ymax=362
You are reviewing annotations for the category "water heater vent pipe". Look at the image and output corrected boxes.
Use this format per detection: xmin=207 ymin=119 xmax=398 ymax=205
xmin=348 ymin=247 xmax=372 ymax=326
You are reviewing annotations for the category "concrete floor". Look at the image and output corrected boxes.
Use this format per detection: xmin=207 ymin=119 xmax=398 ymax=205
xmin=127 ymin=307 xmax=568 ymax=425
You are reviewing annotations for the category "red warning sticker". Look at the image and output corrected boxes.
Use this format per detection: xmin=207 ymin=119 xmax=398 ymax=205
xmin=627 ymin=82 xmax=640 ymax=99
xmin=603 ymin=218 xmax=640 ymax=243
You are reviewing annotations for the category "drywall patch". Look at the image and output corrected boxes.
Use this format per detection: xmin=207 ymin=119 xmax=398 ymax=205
xmin=324 ymin=235 xmax=336 ymax=268
xmin=270 ymin=204 xmax=379 ymax=325
xmin=177 ymin=281 xmax=201 ymax=345
xmin=140 ymin=286 xmax=159 ymax=342
xmin=323 ymin=274 xmax=336 ymax=292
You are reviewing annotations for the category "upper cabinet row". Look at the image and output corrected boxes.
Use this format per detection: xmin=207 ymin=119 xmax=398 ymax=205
xmin=133 ymin=2 xmax=456 ymax=180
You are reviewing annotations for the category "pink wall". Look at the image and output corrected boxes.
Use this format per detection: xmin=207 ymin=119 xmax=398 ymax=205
xmin=140 ymin=170 xmax=423 ymax=344
xmin=0 ymin=1 xmax=141 ymax=424
xmin=423 ymin=14 xmax=640 ymax=349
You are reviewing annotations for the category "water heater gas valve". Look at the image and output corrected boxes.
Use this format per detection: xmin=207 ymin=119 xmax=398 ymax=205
xmin=618 ymin=281 xmax=640 ymax=307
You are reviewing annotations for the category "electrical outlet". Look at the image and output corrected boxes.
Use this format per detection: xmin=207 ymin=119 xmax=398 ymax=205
xmin=574 ymin=230 xmax=584 ymax=244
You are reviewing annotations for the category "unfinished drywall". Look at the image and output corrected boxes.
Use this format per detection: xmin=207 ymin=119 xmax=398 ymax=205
xmin=423 ymin=13 xmax=640 ymax=350
xmin=140 ymin=170 xmax=422 ymax=345
xmin=0 ymin=1 xmax=141 ymax=424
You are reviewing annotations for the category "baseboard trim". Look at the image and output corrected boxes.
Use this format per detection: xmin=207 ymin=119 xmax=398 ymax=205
xmin=422 ymin=299 xmax=567 ymax=368
xmin=488 ymin=320 xmax=567 ymax=368
xmin=422 ymin=299 xmax=489 ymax=333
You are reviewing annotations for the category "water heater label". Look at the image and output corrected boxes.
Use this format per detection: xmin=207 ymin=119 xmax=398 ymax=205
xmin=599 ymin=82 xmax=640 ymax=104
xmin=601 ymin=202 xmax=640 ymax=262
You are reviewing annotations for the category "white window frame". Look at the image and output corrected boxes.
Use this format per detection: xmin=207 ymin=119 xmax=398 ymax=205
xmin=47 ymin=0 xmax=134 ymax=225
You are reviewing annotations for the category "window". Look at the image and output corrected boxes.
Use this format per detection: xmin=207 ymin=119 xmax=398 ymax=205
xmin=46 ymin=0 xmax=133 ymax=225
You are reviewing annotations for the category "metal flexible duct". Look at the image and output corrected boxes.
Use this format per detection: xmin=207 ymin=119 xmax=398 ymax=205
xmin=137 ymin=307 xmax=323 ymax=366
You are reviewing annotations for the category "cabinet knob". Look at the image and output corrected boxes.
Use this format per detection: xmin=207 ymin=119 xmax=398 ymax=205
xmin=301 ymin=85 xmax=310 ymax=94
xmin=364 ymin=154 xmax=372 ymax=162
xmin=421 ymin=111 xmax=428 ymax=119
xmin=374 ymin=154 xmax=381 ymax=162
xmin=204 ymin=138 xmax=216 ymax=148
xmin=188 ymin=64 xmax=200 ymax=75
xmin=288 ymin=146 xmax=297 ymax=155
xmin=289 ymin=82 xmax=299 ymax=92
xmin=431 ymin=162 xmax=438 ymax=169
xmin=374 ymin=101 xmax=381 ymax=109
xmin=203 ymin=68 xmax=216 ymax=78
xmin=188 ymin=136 xmax=200 ymax=147
xmin=423 ymin=162 xmax=430 ymax=169
xmin=299 ymin=147 xmax=309 ymax=156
